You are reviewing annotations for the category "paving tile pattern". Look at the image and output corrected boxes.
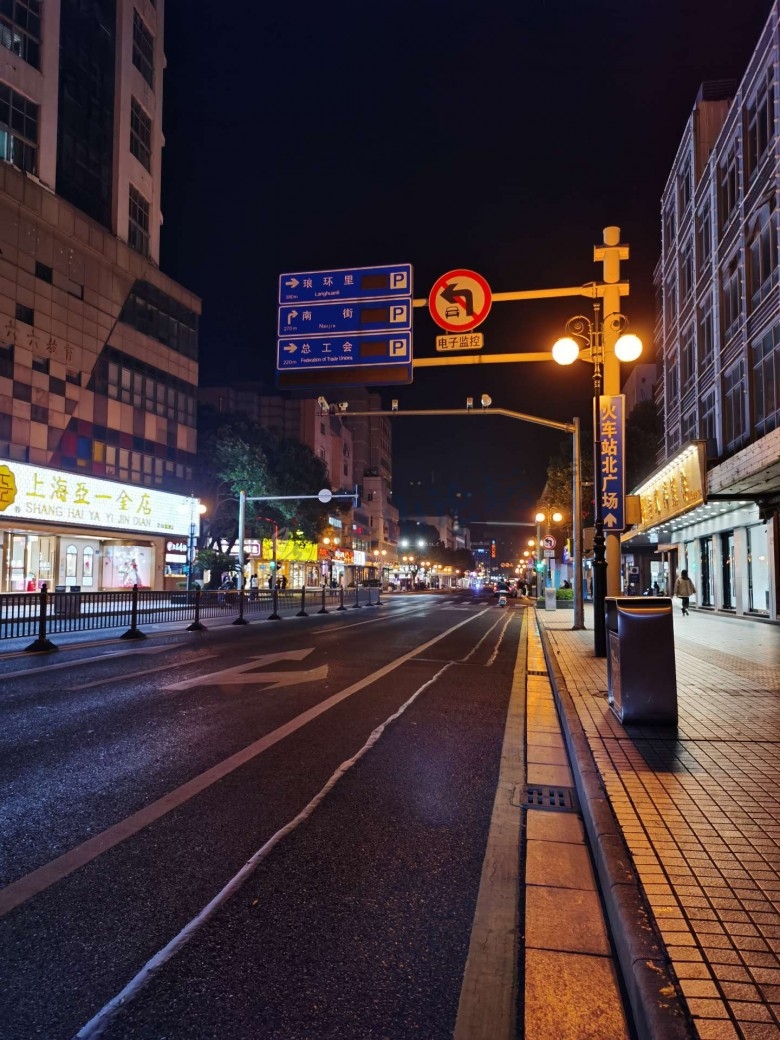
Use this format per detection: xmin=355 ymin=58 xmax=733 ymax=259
xmin=538 ymin=607 xmax=780 ymax=1040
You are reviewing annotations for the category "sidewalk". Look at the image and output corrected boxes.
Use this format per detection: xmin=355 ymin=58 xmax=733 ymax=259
xmin=535 ymin=604 xmax=780 ymax=1040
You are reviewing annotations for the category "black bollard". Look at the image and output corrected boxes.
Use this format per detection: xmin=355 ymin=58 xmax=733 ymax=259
xmin=268 ymin=586 xmax=281 ymax=621
xmin=318 ymin=586 xmax=328 ymax=614
xmin=297 ymin=586 xmax=308 ymax=617
xmin=232 ymin=586 xmax=249 ymax=625
xmin=352 ymin=582 xmax=362 ymax=608
xmin=25 ymin=583 xmax=58 ymax=652
xmin=187 ymin=586 xmax=207 ymax=632
xmin=121 ymin=583 xmax=147 ymax=640
xmin=337 ymin=586 xmax=346 ymax=611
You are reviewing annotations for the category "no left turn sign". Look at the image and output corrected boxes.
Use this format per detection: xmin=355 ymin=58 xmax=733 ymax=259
xmin=428 ymin=268 xmax=492 ymax=332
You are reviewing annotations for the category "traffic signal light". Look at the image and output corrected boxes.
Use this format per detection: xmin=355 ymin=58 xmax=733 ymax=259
xmin=490 ymin=540 xmax=496 ymax=558
xmin=535 ymin=562 xmax=545 ymax=573
xmin=269 ymin=560 xmax=277 ymax=570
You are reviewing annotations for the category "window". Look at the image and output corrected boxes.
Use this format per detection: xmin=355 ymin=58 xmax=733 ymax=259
xmin=35 ymin=260 xmax=52 ymax=283
xmin=680 ymin=323 xmax=695 ymax=391
xmin=700 ymin=389 xmax=718 ymax=455
xmin=0 ymin=341 xmax=13 ymax=379
xmin=747 ymin=204 xmax=777 ymax=310
xmin=752 ymin=324 xmax=780 ymax=437
xmin=681 ymin=405 xmax=697 ymax=443
xmin=15 ymin=302 xmax=33 ymax=325
xmin=696 ymin=204 xmax=711 ymax=274
xmin=677 ymin=159 xmax=692 ymax=215
xmin=664 ymin=283 xmax=677 ymax=326
xmin=666 ymin=349 xmax=679 ymax=403
xmin=130 ymin=98 xmax=152 ymax=170
xmin=128 ymin=185 xmax=150 ymax=256
xmin=0 ymin=82 xmax=38 ymax=174
xmin=32 ymin=355 xmax=48 ymax=374
xmin=663 ymin=205 xmax=675 ymax=251
xmin=698 ymin=302 xmax=714 ymax=369
xmin=721 ymin=254 xmax=742 ymax=340
xmin=723 ymin=358 xmax=747 ymax=451
xmin=119 ymin=280 xmax=199 ymax=360
xmin=0 ymin=0 xmax=41 ymax=69
xmin=679 ymin=238 xmax=693 ymax=301
xmin=717 ymin=144 xmax=739 ymax=229
xmin=132 ymin=11 xmax=154 ymax=88
xmin=746 ymin=67 xmax=774 ymax=182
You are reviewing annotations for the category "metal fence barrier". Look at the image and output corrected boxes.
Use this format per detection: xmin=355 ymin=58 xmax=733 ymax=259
xmin=0 ymin=583 xmax=381 ymax=653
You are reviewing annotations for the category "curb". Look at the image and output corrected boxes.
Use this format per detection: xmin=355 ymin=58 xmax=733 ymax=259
xmin=536 ymin=618 xmax=694 ymax=1040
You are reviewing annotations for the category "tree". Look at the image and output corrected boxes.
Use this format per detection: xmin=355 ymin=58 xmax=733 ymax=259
xmin=194 ymin=407 xmax=330 ymax=579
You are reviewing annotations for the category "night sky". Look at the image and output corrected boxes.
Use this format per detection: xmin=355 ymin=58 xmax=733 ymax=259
xmin=160 ymin=1 xmax=773 ymax=538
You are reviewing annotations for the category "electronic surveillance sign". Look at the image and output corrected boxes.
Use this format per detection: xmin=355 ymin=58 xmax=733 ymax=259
xmin=277 ymin=264 xmax=413 ymax=389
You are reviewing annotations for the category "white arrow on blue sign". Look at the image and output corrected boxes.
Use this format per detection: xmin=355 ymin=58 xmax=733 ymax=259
xmin=279 ymin=263 xmax=412 ymax=304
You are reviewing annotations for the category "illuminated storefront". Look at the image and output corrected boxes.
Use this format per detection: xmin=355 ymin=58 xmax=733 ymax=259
xmin=0 ymin=459 xmax=193 ymax=592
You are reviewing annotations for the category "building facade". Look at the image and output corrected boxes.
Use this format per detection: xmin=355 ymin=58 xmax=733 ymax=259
xmin=628 ymin=4 xmax=779 ymax=620
xmin=0 ymin=1 xmax=201 ymax=592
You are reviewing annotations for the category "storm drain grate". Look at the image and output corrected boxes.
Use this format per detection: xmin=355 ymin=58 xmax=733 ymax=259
xmin=527 ymin=669 xmax=548 ymax=677
xmin=518 ymin=784 xmax=579 ymax=812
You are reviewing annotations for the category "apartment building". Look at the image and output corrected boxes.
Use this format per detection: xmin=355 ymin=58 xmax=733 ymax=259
xmin=0 ymin=0 xmax=201 ymax=592
xmin=626 ymin=3 xmax=779 ymax=618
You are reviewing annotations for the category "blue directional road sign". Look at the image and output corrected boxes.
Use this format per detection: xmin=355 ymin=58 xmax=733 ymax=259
xmin=277 ymin=263 xmax=413 ymax=388
xmin=278 ymin=298 xmax=412 ymax=338
xmin=279 ymin=263 xmax=412 ymax=304
xmin=278 ymin=332 xmax=411 ymax=372
xmin=598 ymin=394 xmax=625 ymax=531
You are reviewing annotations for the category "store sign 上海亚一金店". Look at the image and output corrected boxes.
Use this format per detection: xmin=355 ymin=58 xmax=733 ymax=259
xmin=632 ymin=442 xmax=707 ymax=535
xmin=0 ymin=459 xmax=193 ymax=537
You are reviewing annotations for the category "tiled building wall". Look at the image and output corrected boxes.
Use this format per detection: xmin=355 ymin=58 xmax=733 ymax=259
xmin=0 ymin=165 xmax=200 ymax=489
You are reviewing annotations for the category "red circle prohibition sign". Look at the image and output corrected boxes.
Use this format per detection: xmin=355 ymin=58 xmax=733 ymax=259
xmin=428 ymin=268 xmax=492 ymax=332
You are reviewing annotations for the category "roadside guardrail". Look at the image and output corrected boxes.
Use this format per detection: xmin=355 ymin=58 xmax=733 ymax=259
xmin=1 ymin=583 xmax=383 ymax=653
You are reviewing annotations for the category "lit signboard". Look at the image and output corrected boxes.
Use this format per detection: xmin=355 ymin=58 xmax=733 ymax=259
xmin=0 ymin=459 xmax=193 ymax=537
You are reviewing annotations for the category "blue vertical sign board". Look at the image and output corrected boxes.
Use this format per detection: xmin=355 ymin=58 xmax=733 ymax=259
xmin=599 ymin=394 xmax=625 ymax=531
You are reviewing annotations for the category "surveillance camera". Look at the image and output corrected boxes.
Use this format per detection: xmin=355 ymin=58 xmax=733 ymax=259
xmin=317 ymin=396 xmax=328 ymax=409
xmin=466 ymin=397 xmax=474 ymax=410
xmin=481 ymin=394 xmax=492 ymax=408
xmin=391 ymin=399 xmax=398 ymax=412
xmin=338 ymin=402 xmax=349 ymax=412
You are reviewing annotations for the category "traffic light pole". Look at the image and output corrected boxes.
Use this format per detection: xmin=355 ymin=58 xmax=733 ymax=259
xmin=236 ymin=488 xmax=358 ymax=590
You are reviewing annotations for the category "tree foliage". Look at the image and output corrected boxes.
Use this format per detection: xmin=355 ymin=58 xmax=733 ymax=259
xmin=195 ymin=406 xmax=330 ymax=558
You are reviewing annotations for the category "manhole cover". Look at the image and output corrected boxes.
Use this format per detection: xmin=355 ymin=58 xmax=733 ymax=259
xmin=518 ymin=785 xmax=578 ymax=812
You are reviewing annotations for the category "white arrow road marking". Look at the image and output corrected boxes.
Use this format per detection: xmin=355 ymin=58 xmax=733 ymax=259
xmin=162 ymin=647 xmax=322 ymax=691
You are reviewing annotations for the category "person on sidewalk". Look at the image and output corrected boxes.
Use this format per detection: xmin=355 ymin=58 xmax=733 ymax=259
xmin=673 ymin=569 xmax=696 ymax=615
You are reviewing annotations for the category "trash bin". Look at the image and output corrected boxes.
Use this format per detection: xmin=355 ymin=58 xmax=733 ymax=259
xmin=544 ymin=586 xmax=557 ymax=611
xmin=605 ymin=597 xmax=677 ymax=725
xmin=54 ymin=584 xmax=81 ymax=618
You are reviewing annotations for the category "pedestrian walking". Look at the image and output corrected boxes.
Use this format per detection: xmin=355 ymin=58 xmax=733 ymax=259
xmin=673 ymin=569 xmax=696 ymax=615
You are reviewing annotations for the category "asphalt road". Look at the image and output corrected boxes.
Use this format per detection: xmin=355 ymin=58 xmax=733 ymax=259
xmin=0 ymin=589 xmax=522 ymax=1039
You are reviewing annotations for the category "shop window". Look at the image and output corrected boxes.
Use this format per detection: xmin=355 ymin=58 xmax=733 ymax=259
xmin=747 ymin=524 xmax=770 ymax=613
xmin=65 ymin=544 xmax=77 ymax=579
xmin=82 ymin=546 xmax=94 ymax=587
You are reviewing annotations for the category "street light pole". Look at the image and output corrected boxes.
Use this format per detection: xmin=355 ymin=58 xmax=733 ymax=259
xmin=552 ymin=299 xmax=642 ymax=656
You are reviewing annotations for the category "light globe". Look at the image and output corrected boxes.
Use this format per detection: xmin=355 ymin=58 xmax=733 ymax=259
xmin=552 ymin=336 xmax=580 ymax=366
xmin=614 ymin=332 xmax=642 ymax=362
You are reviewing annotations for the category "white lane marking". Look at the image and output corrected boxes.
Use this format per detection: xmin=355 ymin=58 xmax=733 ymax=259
xmin=0 ymin=609 xmax=483 ymax=919
xmin=163 ymin=648 xmax=319 ymax=691
xmin=74 ymin=659 xmax=456 ymax=1040
xmin=461 ymin=613 xmax=506 ymax=663
xmin=67 ymin=651 xmax=218 ymax=691
xmin=485 ymin=612 xmax=515 ymax=667
xmin=454 ymin=614 xmax=525 ymax=1039
xmin=0 ymin=643 xmax=180 ymax=681
xmin=309 ymin=605 xmax=431 ymax=634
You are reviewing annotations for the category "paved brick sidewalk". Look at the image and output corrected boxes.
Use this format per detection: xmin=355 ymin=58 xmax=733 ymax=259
xmin=536 ymin=605 xmax=780 ymax=1040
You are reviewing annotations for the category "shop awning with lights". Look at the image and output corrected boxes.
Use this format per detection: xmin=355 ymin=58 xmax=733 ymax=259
xmin=622 ymin=441 xmax=763 ymax=545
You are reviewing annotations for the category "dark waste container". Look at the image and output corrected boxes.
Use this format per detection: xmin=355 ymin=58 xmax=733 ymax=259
xmin=606 ymin=597 xmax=677 ymax=725
xmin=54 ymin=584 xmax=81 ymax=618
